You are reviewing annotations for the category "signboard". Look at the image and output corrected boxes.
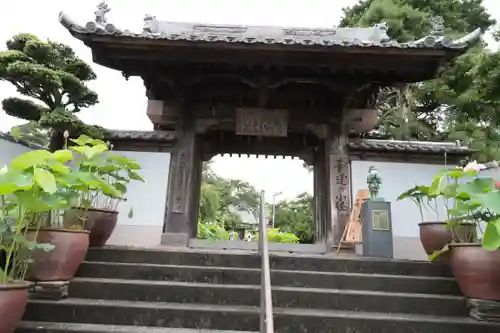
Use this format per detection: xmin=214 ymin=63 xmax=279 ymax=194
xmin=235 ymin=108 xmax=288 ymax=137
xmin=372 ymin=210 xmax=390 ymax=231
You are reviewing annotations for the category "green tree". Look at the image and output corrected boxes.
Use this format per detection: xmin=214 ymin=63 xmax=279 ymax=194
xmin=0 ymin=33 xmax=103 ymax=151
xmin=273 ymin=192 xmax=314 ymax=243
xmin=341 ymin=0 xmax=500 ymax=160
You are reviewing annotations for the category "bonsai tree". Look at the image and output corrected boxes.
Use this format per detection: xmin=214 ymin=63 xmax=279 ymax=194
xmin=0 ymin=33 xmax=103 ymax=151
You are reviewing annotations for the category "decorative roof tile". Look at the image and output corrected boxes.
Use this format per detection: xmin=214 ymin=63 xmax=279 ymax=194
xmin=59 ymin=8 xmax=482 ymax=51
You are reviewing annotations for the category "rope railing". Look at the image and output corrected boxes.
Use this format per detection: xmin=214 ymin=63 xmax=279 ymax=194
xmin=258 ymin=190 xmax=274 ymax=333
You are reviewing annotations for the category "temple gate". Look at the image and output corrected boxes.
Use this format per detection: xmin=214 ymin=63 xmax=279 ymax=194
xmin=60 ymin=5 xmax=480 ymax=251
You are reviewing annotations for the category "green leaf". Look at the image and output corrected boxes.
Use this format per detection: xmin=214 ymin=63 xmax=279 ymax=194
xmin=10 ymin=150 xmax=51 ymax=170
xmin=457 ymin=178 xmax=494 ymax=196
xmin=482 ymin=220 xmax=500 ymax=250
xmin=128 ymin=171 xmax=145 ymax=182
xmin=52 ymin=149 xmax=73 ymax=163
xmin=35 ymin=242 xmax=55 ymax=252
xmin=34 ymin=168 xmax=57 ymax=194
xmin=114 ymin=182 xmax=127 ymax=195
xmin=469 ymin=191 xmax=500 ymax=214
xmin=46 ymin=160 xmax=70 ymax=174
xmin=429 ymin=176 xmax=445 ymax=196
xmin=69 ymin=134 xmax=93 ymax=146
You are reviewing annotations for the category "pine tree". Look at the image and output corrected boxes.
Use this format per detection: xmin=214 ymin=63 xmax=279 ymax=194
xmin=0 ymin=33 xmax=103 ymax=151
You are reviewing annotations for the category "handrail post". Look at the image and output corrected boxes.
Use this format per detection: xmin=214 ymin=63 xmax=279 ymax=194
xmin=259 ymin=190 xmax=274 ymax=333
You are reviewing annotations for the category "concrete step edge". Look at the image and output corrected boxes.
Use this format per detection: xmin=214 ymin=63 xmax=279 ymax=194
xmin=71 ymin=277 xmax=463 ymax=300
xmin=26 ymin=298 xmax=500 ymax=326
xmin=80 ymin=261 xmax=455 ymax=281
xmin=17 ymin=322 xmax=256 ymax=333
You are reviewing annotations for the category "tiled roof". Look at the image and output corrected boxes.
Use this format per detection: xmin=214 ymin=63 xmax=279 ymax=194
xmin=58 ymin=11 xmax=481 ymax=51
xmin=104 ymin=130 xmax=471 ymax=155
xmin=348 ymin=139 xmax=471 ymax=155
xmin=0 ymin=131 xmax=46 ymax=150
xmin=104 ymin=130 xmax=176 ymax=142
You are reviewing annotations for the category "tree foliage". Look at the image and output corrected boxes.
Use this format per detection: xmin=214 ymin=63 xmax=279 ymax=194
xmin=341 ymin=0 xmax=500 ymax=160
xmin=0 ymin=33 xmax=103 ymax=151
xmin=198 ymin=162 xmax=314 ymax=243
xmin=272 ymin=192 xmax=314 ymax=243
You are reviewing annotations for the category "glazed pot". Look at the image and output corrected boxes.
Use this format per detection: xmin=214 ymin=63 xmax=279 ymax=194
xmin=419 ymin=222 xmax=477 ymax=262
xmin=0 ymin=282 xmax=30 ymax=333
xmin=64 ymin=207 xmax=119 ymax=247
xmin=419 ymin=221 xmax=452 ymax=262
xmin=88 ymin=209 xmax=118 ymax=247
xmin=25 ymin=228 xmax=89 ymax=281
xmin=449 ymin=243 xmax=500 ymax=300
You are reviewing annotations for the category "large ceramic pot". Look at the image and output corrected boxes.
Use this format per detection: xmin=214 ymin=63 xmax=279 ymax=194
xmin=64 ymin=207 xmax=119 ymax=247
xmin=0 ymin=282 xmax=30 ymax=333
xmin=419 ymin=221 xmax=452 ymax=262
xmin=419 ymin=222 xmax=477 ymax=262
xmin=26 ymin=229 xmax=89 ymax=281
xmin=449 ymin=243 xmax=500 ymax=300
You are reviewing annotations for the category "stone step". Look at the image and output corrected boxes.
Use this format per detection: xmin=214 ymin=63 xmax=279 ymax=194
xmin=77 ymin=261 xmax=460 ymax=295
xmin=68 ymin=277 xmax=467 ymax=317
xmin=23 ymin=298 xmax=500 ymax=333
xmin=85 ymin=247 xmax=452 ymax=277
xmin=17 ymin=322 xmax=255 ymax=333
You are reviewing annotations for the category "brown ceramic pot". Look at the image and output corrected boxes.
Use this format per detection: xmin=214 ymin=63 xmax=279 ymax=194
xmin=449 ymin=243 xmax=500 ymax=300
xmin=25 ymin=228 xmax=89 ymax=281
xmin=419 ymin=221 xmax=452 ymax=262
xmin=88 ymin=209 xmax=118 ymax=247
xmin=0 ymin=282 xmax=29 ymax=333
xmin=64 ymin=208 xmax=119 ymax=247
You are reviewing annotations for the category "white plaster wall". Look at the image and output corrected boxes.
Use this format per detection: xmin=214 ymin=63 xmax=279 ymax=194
xmin=350 ymin=161 xmax=450 ymax=260
xmin=0 ymin=139 xmax=33 ymax=167
xmin=105 ymin=151 xmax=171 ymax=247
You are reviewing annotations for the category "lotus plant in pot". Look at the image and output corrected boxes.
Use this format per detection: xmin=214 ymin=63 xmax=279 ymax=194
xmin=0 ymin=150 xmax=67 ymax=332
xmin=65 ymin=135 xmax=144 ymax=247
xmin=441 ymin=161 xmax=500 ymax=321
xmin=17 ymin=146 xmax=115 ymax=299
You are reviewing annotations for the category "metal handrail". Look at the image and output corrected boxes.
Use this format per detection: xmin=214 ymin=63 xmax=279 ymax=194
xmin=258 ymin=190 xmax=274 ymax=333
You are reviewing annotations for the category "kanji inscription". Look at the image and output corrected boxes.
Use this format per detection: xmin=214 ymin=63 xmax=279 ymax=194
xmin=332 ymin=156 xmax=350 ymax=213
xmin=235 ymin=108 xmax=288 ymax=137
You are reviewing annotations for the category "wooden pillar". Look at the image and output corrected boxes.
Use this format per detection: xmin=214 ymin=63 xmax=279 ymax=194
xmin=313 ymin=144 xmax=330 ymax=244
xmin=328 ymin=133 xmax=351 ymax=248
xmin=161 ymin=108 xmax=202 ymax=246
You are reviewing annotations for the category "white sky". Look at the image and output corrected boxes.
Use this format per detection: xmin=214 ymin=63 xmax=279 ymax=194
xmin=1 ymin=0 xmax=499 ymax=201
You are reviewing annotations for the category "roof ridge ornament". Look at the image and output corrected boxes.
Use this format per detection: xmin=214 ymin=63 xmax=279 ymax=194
xmin=95 ymin=1 xmax=111 ymax=25
xmin=430 ymin=16 xmax=445 ymax=37
xmin=373 ymin=22 xmax=390 ymax=42
xmin=144 ymin=14 xmax=159 ymax=34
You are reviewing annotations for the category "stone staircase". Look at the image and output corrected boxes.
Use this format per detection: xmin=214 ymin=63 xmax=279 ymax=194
xmin=16 ymin=247 xmax=500 ymax=332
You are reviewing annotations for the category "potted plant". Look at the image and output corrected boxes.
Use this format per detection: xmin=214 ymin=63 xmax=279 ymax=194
xmin=442 ymin=162 xmax=500 ymax=307
xmin=398 ymin=184 xmax=451 ymax=262
xmin=0 ymin=149 xmax=65 ymax=332
xmin=22 ymin=140 xmax=117 ymax=292
xmin=65 ymin=135 xmax=144 ymax=247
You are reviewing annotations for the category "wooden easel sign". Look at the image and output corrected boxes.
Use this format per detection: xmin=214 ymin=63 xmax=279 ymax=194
xmin=337 ymin=189 xmax=369 ymax=254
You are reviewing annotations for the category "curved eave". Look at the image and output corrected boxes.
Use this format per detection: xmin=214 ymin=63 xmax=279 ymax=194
xmin=59 ymin=12 xmax=482 ymax=54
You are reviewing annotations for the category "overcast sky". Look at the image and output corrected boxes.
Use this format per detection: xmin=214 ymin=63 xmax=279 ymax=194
xmin=1 ymin=0 xmax=499 ymax=200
